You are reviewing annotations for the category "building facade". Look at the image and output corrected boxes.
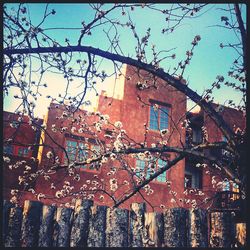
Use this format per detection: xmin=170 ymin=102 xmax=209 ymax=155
xmin=3 ymin=65 xmax=245 ymax=212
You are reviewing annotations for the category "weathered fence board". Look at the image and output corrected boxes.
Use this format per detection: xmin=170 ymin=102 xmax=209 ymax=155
xmin=187 ymin=208 xmax=208 ymax=247
xmin=210 ymin=211 xmax=235 ymax=247
xmin=2 ymin=200 xmax=14 ymax=242
xmin=87 ymin=205 xmax=107 ymax=247
xmin=130 ymin=202 xmax=146 ymax=247
xmin=4 ymin=207 xmax=23 ymax=247
xmin=144 ymin=212 xmax=164 ymax=247
xmin=53 ymin=207 xmax=74 ymax=247
xmin=235 ymin=223 xmax=246 ymax=247
xmin=38 ymin=205 xmax=57 ymax=247
xmin=164 ymin=207 xmax=188 ymax=247
xmin=70 ymin=199 xmax=93 ymax=247
xmin=21 ymin=200 xmax=43 ymax=247
xmin=155 ymin=212 xmax=165 ymax=247
xmin=106 ymin=207 xmax=129 ymax=247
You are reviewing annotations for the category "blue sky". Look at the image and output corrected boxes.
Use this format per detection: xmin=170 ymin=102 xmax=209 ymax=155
xmin=4 ymin=3 xmax=246 ymax=117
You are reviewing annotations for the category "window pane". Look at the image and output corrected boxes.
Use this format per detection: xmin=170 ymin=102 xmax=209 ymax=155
xmin=156 ymin=159 xmax=167 ymax=182
xmin=160 ymin=107 xmax=169 ymax=130
xmin=149 ymin=106 xmax=158 ymax=130
xmin=185 ymin=174 xmax=192 ymax=188
xmin=222 ymin=180 xmax=230 ymax=191
xmin=65 ymin=140 xmax=77 ymax=162
xmin=136 ymin=160 xmax=146 ymax=177
xmin=185 ymin=165 xmax=202 ymax=189
xmin=157 ymin=172 xmax=166 ymax=182
xmin=91 ymin=145 xmax=101 ymax=157
xmin=88 ymin=145 xmax=101 ymax=170
xmin=78 ymin=142 xmax=88 ymax=161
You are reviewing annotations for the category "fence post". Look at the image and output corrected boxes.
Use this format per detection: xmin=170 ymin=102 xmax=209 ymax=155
xmin=163 ymin=207 xmax=188 ymax=247
xmin=144 ymin=211 xmax=164 ymax=247
xmin=210 ymin=211 xmax=235 ymax=247
xmin=130 ymin=202 xmax=146 ymax=247
xmin=106 ymin=207 xmax=129 ymax=247
xmin=235 ymin=223 xmax=246 ymax=247
xmin=187 ymin=208 xmax=208 ymax=247
xmin=53 ymin=207 xmax=74 ymax=247
xmin=156 ymin=212 xmax=165 ymax=247
xmin=87 ymin=205 xmax=107 ymax=247
xmin=21 ymin=200 xmax=43 ymax=247
xmin=2 ymin=200 xmax=14 ymax=242
xmin=38 ymin=205 xmax=57 ymax=247
xmin=4 ymin=207 xmax=23 ymax=247
xmin=70 ymin=199 xmax=93 ymax=247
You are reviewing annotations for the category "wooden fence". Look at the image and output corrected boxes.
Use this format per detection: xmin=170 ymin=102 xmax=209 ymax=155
xmin=2 ymin=199 xmax=244 ymax=247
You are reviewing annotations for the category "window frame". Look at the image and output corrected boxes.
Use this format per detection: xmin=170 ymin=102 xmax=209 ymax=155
xmin=63 ymin=137 xmax=101 ymax=172
xmin=148 ymin=100 xmax=171 ymax=131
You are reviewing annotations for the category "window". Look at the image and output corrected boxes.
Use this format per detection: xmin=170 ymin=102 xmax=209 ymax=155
xmin=64 ymin=139 xmax=100 ymax=170
xmin=64 ymin=139 xmax=88 ymax=168
xmin=149 ymin=105 xmax=169 ymax=131
xmin=184 ymin=165 xmax=202 ymax=189
xmin=17 ymin=147 xmax=30 ymax=157
xmin=135 ymin=157 xmax=168 ymax=182
xmin=3 ymin=145 xmax=13 ymax=155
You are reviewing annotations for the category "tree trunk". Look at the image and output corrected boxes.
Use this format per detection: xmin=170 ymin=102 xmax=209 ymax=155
xmin=87 ymin=205 xmax=107 ymax=247
xmin=209 ymin=211 xmax=235 ymax=247
xmin=164 ymin=207 xmax=188 ymax=247
xmin=130 ymin=202 xmax=146 ymax=247
xmin=70 ymin=199 xmax=93 ymax=247
xmin=21 ymin=200 xmax=42 ymax=247
xmin=53 ymin=207 xmax=73 ymax=247
xmin=4 ymin=207 xmax=23 ymax=247
xmin=187 ymin=208 xmax=208 ymax=247
xmin=106 ymin=207 xmax=129 ymax=247
xmin=38 ymin=205 xmax=57 ymax=247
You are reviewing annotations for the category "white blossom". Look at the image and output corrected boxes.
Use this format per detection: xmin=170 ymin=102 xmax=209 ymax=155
xmin=46 ymin=151 xmax=54 ymax=159
xmin=55 ymin=191 xmax=63 ymax=198
xmin=160 ymin=129 xmax=169 ymax=136
xmin=3 ymin=156 xmax=11 ymax=163
xmin=110 ymin=153 xmax=117 ymax=161
xmin=114 ymin=121 xmax=122 ymax=128
xmin=37 ymin=193 xmax=45 ymax=201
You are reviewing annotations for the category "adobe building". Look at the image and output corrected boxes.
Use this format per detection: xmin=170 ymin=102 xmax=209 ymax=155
xmin=3 ymin=65 xmax=245 ymax=213
xmin=3 ymin=111 xmax=43 ymax=199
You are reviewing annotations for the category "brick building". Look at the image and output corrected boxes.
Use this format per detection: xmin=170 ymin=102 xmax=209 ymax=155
xmin=3 ymin=65 xmax=245 ymax=212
